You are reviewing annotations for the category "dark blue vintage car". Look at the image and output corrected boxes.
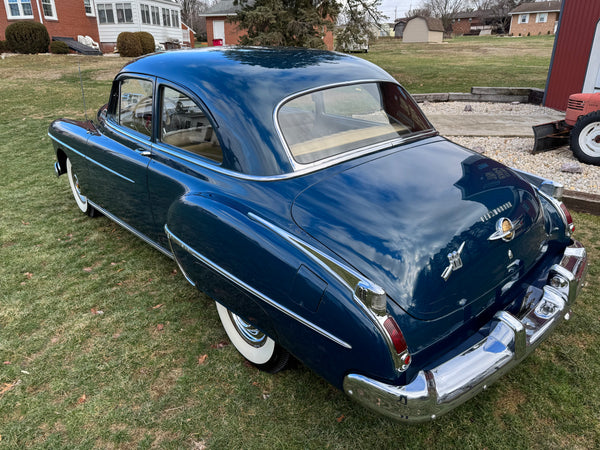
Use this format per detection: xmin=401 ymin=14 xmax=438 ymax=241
xmin=49 ymin=47 xmax=588 ymax=422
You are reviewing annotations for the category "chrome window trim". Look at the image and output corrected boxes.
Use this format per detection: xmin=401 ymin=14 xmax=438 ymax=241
xmin=273 ymin=79 xmax=437 ymax=172
xmin=49 ymin=134 xmax=135 ymax=184
xmin=164 ymin=224 xmax=352 ymax=350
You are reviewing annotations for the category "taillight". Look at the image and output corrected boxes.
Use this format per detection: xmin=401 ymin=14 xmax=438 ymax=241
xmin=383 ymin=317 xmax=407 ymax=354
xmin=354 ymin=281 xmax=412 ymax=371
xmin=384 ymin=316 xmax=412 ymax=367
xmin=559 ymin=202 xmax=575 ymax=233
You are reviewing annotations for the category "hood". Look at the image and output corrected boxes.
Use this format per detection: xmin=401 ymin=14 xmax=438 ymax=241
xmin=292 ymin=139 xmax=548 ymax=320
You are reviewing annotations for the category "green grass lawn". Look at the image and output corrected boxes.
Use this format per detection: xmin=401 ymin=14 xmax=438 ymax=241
xmin=1 ymin=47 xmax=599 ymax=448
xmin=361 ymin=35 xmax=555 ymax=93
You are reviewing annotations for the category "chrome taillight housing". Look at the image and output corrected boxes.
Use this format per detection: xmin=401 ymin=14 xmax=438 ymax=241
xmin=354 ymin=281 xmax=411 ymax=372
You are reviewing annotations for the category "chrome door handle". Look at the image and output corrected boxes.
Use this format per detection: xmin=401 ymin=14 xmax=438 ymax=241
xmin=135 ymin=148 xmax=152 ymax=157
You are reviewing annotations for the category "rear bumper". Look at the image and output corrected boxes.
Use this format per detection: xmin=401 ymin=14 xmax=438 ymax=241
xmin=343 ymin=240 xmax=588 ymax=423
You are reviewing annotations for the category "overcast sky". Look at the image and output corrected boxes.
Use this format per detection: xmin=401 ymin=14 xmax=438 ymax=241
xmin=379 ymin=0 xmax=421 ymax=22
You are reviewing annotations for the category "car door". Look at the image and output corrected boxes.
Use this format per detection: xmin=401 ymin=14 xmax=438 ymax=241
xmin=146 ymin=82 xmax=226 ymax=249
xmin=85 ymin=75 xmax=157 ymax=241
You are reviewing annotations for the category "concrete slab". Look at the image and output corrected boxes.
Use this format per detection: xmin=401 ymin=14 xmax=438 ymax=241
xmin=427 ymin=112 xmax=565 ymax=137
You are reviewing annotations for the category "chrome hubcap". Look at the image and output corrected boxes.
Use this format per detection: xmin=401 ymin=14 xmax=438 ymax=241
xmin=229 ymin=312 xmax=267 ymax=348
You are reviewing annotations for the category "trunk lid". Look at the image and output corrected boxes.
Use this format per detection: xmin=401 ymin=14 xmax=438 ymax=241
xmin=292 ymin=139 xmax=548 ymax=320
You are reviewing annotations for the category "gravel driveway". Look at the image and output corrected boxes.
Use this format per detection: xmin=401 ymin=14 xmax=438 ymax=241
xmin=419 ymin=102 xmax=600 ymax=194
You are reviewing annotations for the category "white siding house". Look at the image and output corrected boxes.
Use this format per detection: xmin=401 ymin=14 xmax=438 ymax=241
xmin=92 ymin=0 xmax=188 ymax=52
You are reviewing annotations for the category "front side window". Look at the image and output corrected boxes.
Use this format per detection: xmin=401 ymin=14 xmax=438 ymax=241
xmin=97 ymin=3 xmax=114 ymax=23
xmin=140 ymin=4 xmax=150 ymax=24
xmin=41 ymin=0 xmax=56 ymax=18
xmin=6 ymin=0 xmax=33 ymax=18
xmin=519 ymin=14 xmax=528 ymax=24
xmin=536 ymin=12 xmax=548 ymax=23
xmin=159 ymin=86 xmax=223 ymax=163
xmin=278 ymin=82 xmax=431 ymax=164
xmin=118 ymin=78 xmax=153 ymax=138
xmin=115 ymin=2 xmax=132 ymax=23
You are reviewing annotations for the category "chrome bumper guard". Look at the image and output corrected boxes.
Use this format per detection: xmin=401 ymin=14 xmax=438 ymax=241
xmin=343 ymin=240 xmax=588 ymax=423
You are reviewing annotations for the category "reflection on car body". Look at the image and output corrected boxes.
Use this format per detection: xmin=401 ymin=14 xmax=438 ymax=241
xmin=49 ymin=47 xmax=587 ymax=422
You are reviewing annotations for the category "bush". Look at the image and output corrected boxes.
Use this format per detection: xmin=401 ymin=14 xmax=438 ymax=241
xmin=5 ymin=21 xmax=50 ymax=54
xmin=134 ymin=31 xmax=155 ymax=54
xmin=117 ymin=32 xmax=142 ymax=57
xmin=0 ymin=40 xmax=8 ymax=53
xmin=50 ymin=40 xmax=69 ymax=54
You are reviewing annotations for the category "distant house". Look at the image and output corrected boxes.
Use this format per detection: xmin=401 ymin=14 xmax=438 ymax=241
xmin=0 ymin=0 xmax=194 ymax=54
xmin=544 ymin=0 xmax=600 ymax=110
xmin=0 ymin=0 xmax=99 ymax=45
xmin=452 ymin=9 xmax=500 ymax=36
xmin=508 ymin=1 xmax=561 ymax=36
xmin=402 ymin=16 xmax=444 ymax=43
xmin=200 ymin=0 xmax=334 ymax=50
xmin=95 ymin=0 xmax=192 ymax=52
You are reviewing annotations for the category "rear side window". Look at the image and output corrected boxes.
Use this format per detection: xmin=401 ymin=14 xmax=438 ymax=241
xmin=159 ymin=86 xmax=223 ymax=163
xmin=118 ymin=78 xmax=153 ymax=138
xmin=278 ymin=82 xmax=431 ymax=164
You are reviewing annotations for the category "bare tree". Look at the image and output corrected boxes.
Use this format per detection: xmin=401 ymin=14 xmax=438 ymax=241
xmin=420 ymin=0 xmax=463 ymax=32
xmin=336 ymin=0 xmax=386 ymax=52
xmin=178 ymin=0 xmax=209 ymax=38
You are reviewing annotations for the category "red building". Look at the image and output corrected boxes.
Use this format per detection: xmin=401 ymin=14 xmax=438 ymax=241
xmin=544 ymin=0 xmax=600 ymax=110
xmin=201 ymin=0 xmax=334 ymax=50
xmin=0 ymin=0 xmax=99 ymax=43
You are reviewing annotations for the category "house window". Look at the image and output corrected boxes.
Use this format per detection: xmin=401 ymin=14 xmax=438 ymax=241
xmin=41 ymin=0 xmax=56 ymax=19
xmin=115 ymin=3 xmax=133 ymax=23
xmin=5 ymin=0 xmax=34 ymax=18
xmin=519 ymin=14 xmax=528 ymax=24
xmin=171 ymin=10 xmax=178 ymax=28
xmin=162 ymin=8 xmax=171 ymax=27
xmin=140 ymin=4 xmax=150 ymax=24
xmin=151 ymin=5 xmax=160 ymax=25
xmin=536 ymin=12 xmax=548 ymax=23
xmin=84 ymin=0 xmax=95 ymax=16
xmin=97 ymin=3 xmax=115 ymax=24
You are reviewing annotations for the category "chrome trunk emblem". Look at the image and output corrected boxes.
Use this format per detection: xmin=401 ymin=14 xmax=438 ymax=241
xmin=441 ymin=242 xmax=465 ymax=281
xmin=488 ymin=218 xmax=515 ymax=242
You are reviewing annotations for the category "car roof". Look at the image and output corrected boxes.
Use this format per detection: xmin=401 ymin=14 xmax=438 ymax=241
xmin=119 ymin=47 xmax=397 ymax=177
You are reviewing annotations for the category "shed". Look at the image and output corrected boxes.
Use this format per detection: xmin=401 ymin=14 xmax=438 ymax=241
xmin=544 ymin=0 xmax=600 ymax=110
xmin=402 ymin=16 xmax=444 ymax=43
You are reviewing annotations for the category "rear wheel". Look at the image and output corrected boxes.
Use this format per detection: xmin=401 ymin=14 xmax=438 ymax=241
xmin=66 ymin=158 xmax=98 ymax=217
xmin=215 ymin=302 xmax=290 ymax=373
xmin=570 ymin=111 xmax=600 ymax=165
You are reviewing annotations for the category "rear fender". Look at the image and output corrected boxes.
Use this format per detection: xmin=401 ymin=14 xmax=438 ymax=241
xmin=164 ymin=193 xmax=394 ymax=387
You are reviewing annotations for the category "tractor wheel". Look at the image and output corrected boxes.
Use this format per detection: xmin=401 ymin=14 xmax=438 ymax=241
xmin=570 ymin=111 xmax=600 ymax=165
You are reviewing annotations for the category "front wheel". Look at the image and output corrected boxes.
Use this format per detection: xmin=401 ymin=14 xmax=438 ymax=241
xmin=66 ymin=158 xmax=98 ymax=217
xmin=570 ymin=111 xmax=600 ymax=165
xmin=215 ymin=302 xmax=290 ymax=373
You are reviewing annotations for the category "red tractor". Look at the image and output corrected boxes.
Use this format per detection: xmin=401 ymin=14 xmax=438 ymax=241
xmin=533 ymin=92 xmax=600 ymax=165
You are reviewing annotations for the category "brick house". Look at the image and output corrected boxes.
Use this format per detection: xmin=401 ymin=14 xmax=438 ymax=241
xmin=200 ymin=0 xmax=334 ymax=50
xmin=508 ymin=1 xmax=561 ymax=36
xmin=0 ymin=0 xmax=99 ymax=42
xmin=1 ymin=0 xmax=194 ymax=53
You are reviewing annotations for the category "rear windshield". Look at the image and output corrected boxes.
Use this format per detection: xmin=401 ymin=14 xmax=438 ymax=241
xmin=277 ymin=82 xmax=432 ymax=164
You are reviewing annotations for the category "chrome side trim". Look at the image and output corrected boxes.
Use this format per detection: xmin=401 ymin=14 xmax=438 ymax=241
xmin=248 ymin=213 xmax=362 ymax=290
xmin=164 ymin=224 xmax=352 ymax=349
xmin=343 ymin=239 xmax=588 ymax=423
xmin=49 ymin=134 xmax=135 ymax=184
xmin=512 ymin=167 xmax=564 ymax=200
xmin=87 ymin=200 xmax=173 ymax=259
xmin=248 ymin=213 xmax=412 ymax=370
